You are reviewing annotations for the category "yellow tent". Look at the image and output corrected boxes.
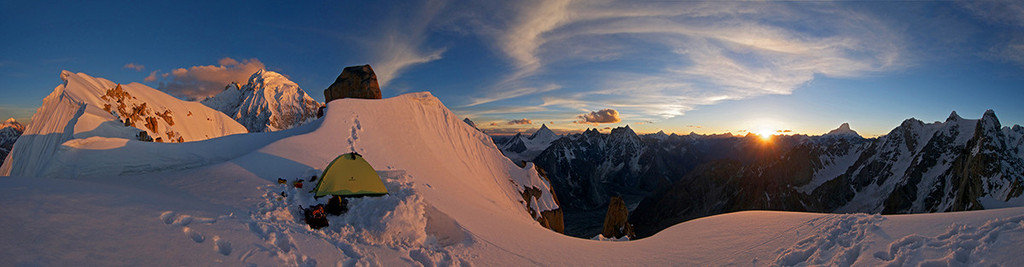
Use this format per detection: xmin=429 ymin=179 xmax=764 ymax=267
xmin=312 ymin=153 xmax=388 ymax=197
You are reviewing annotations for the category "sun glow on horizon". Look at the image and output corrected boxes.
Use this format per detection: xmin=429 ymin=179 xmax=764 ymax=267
xmin=757 ymin=129 xmax=774 ymax=141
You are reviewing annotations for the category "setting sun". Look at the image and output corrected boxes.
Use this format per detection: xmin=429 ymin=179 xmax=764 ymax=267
xmin=757 ymin=129 xmax=774 ymax=141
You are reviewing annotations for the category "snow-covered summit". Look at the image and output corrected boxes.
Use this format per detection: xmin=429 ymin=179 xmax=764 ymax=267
xmin=0 ymin=71 xmax=247 ymax=176
xmin=528 ymin=123 xmax=558 ymax=142
xmin=202 ymin=69 xmax=321 ymax=132
xmin=498 ymin=123 xmax=561 ymax=163
xmin=947 ymin=110 xmax=963 ymax=122
xmin=1 ymin=118 xmax=24 ymax=132
xmin=0 ymin=118 xmax=25 ymax=167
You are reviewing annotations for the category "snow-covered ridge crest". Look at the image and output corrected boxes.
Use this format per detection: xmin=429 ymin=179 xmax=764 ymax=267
xmin=202 ymin=69 xmax=321 ymax=132
xmin=0 ymin=71 xmax=247 ymax=176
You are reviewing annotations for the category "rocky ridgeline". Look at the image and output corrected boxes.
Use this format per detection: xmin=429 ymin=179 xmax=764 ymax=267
xmin=629 ymin=110 xmax=1024 ymax=238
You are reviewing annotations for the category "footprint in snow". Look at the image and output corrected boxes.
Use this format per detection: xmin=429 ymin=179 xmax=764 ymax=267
xmin=160 ymin=211 xmax=176 ymax=224
xmin=173 ymin=215 xmax=193 ymax=226
xmin=184 ymin=227 xmax=205 ymax=243
xmin=214 ymin=236 xmax=232 ymax=256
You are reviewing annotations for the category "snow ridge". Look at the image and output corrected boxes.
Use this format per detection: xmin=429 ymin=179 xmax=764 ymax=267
xmin=0 ymin=71 xmax=248 ymax=176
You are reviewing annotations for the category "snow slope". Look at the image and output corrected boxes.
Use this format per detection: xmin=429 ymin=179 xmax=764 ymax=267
xmin=1 ymin=92 xmax=1022 ymax=265
xmin=0 ymin=71 xmax=248 ymax=177
xmin=202 ymin=70 xmax=321 ymax=132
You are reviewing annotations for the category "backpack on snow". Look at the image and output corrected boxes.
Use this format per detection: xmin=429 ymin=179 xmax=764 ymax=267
xmin=303 ymin=205 xmax=329 ymax=229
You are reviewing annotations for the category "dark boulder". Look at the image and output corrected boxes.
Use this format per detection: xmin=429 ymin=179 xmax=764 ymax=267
xmin=324 ymin=65 xmax=381 ymax=103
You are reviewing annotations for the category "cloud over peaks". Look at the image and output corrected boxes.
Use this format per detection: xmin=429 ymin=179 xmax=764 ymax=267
xmin=575 ymin=108 xmax=621 ymax=124
xmin=154 ymin=57 xmax=265 ymax=100
xmin=508 ymin=118 xmax=533 ymax=125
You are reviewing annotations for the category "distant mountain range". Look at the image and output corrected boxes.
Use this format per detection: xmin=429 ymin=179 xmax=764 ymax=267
xmin=501 ymin=111 xmax=1024 ymax=238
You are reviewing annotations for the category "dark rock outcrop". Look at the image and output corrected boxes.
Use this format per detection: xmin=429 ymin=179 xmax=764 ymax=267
xmin=601 ymin=196 xmax=635 ymax=239
xmin=519 ymin=165 xmax=565 ymax=234
xmin=324 ymin=65 xmax=381 ymax=103
xmin=0 ymin=118 xmax=25 ymax=166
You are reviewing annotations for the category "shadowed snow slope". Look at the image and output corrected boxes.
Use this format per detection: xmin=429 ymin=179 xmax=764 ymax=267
xmin=1 ymin=92 xmax=1022 ymax=266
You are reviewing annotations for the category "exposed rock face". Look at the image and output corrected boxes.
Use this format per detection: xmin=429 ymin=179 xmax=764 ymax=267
xmin=601 ymin=196 xmax=635 ymax=239
xmin=324 ymin=65 xmax=381 ymax=103
xmin=521 ymin=165 xmax=565 ymax=234
xmin=0 ymin=118 xmax=25 ymax=166
xmin=100 ymin=84 xmax=182 ymax=143
xmin=463 ymin=118 xmax=484 ymax=133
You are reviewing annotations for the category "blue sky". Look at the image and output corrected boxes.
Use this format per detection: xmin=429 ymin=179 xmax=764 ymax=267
xmin=2 ymin=0 xmax=1023 ymax=137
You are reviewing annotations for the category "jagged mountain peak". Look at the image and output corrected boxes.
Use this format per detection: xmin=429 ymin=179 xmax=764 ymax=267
xmin=1 ymin=118 xmax=23 ymax=131
xmin=610 ymin=125 xmax=637 ymax=137
xmin=202 ymin=69 xmax=321 ymax=132
xmin=980 ymin=109 xmax=1001 ymax=128
xmin=825 ymin=122 xmax=861 ymax=138
xmin=529 ymin=124 xmax=558 ymax=141
xmin=900 ymin=117 xmax=924 ymax=128
xmin=946 ymin=111 xmax=962 ymax=122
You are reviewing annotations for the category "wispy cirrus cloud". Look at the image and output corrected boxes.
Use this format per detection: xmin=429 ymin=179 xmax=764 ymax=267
xmin=464 ymin=1 xmax=902 ymax=120
xmin=368 ymin=0 xmax=448 ymax=88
